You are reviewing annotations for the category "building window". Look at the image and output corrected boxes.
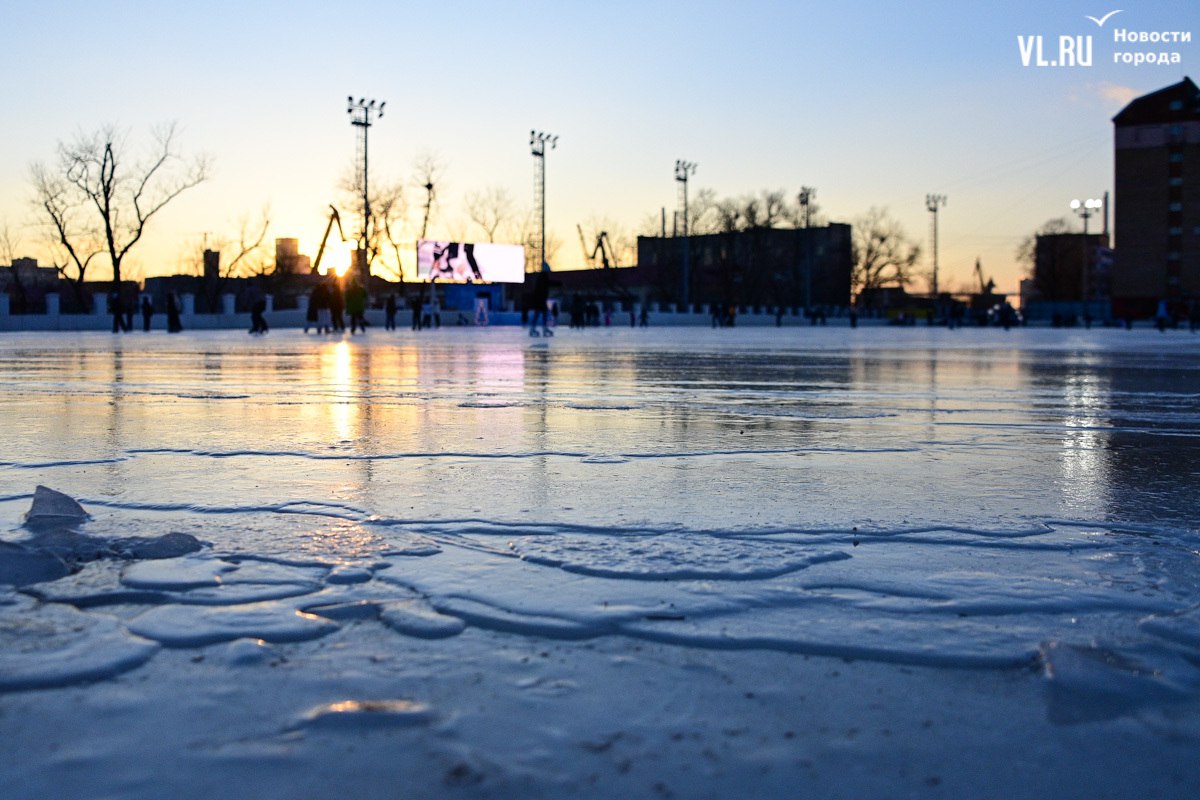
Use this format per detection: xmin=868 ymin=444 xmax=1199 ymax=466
xmin=1170 ymin=177 xmax=1184 ymax=187
xmin=1169 ymin=202 xmax=1183 ymax=212
xmin=1170 ymin=100 xmax=1183 ymax=111
xmin=1170 ymin=153 xmax=1184 ymax=163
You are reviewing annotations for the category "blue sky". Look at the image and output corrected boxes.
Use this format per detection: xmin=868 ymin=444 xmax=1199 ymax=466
xmin=2 ymin=0 xmax=1195 ymax=293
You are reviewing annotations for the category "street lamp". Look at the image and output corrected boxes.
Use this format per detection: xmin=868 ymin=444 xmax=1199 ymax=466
xmin=530 ymin=131 xmax=558 ymax=271
xmin=347 ymin=96 xmax=385 ymax=288
xmin=675 ymin=160 xmax=697 ymax=309
xmin=1071 ymin=197 xmax=1102 ymax=311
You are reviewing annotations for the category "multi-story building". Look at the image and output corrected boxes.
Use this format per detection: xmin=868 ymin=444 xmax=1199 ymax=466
xmin=1112 ymin=76 xmax=1200 ymax=318
xmin=635 ymin=224 xmax=854 ymax=311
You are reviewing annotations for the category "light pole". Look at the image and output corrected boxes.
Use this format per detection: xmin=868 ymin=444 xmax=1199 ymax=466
xmin=347 ymin=96 xmax=385 ymax=288
xmin=1071 ymin=197 xmax=1102 ymax=313
xmin=799 ymin=186 xmax=816 ymax=310
xmin=925 ymin=194 xmax=947 ymax=300
xmin=530 ymin=131 xmax=558 ymax=272
xmin=675 ymin=160 xmax=696 ymax=309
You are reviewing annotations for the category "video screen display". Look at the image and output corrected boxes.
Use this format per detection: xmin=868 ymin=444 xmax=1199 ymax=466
xmin=416 ymin=240 xmax=525 ymax=284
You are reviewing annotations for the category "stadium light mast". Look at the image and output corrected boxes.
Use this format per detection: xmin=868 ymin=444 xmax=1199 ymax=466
xmin=348 ymin=96 xmax=385 ymax=287
xmin=675 ymin=160 xmax=697 ymax=308
xmin=530 ymin=131 xmax=558 ymax=271
xmin=1071 ymin=197 xmax=1103 ymax=311
xmin=925 ymin=193 xmax=947 ymax=299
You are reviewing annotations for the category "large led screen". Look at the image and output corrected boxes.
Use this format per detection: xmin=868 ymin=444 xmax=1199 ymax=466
xmin=416 ymin=240 xmax=525 ymax=284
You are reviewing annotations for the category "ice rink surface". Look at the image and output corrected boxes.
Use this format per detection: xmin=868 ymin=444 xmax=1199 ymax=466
xmin=2 ymin=327 xmax=1199 ymax=798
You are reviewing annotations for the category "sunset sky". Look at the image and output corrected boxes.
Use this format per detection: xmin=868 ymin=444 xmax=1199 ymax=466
xmin=2 ymin=0 xmax=1194 ymax=294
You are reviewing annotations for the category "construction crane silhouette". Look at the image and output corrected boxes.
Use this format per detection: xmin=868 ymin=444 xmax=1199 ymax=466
xmin=974 ymin=258 xmax=995 ymax=295
xmin=576 ymin=224 xmax=618 ymax=269
xmin=312 ymin=206 xmax=348 ymax=275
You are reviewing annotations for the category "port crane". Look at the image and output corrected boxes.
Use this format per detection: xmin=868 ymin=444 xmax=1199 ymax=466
xmin=312 ymin=205 xmax=348 ymax=274
xmin=974 ymin=258 xmax=995 ymax=295
xmin=576 ymin=225 xmax=619 ymax=269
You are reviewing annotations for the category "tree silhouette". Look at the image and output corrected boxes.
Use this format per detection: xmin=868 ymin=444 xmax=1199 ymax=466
xmin=465 ymin=186 xmax=515 ymax=243
xmin=852 ymin=207 xmax=921 ymax=295
xmin=30 ymin=123 xmax=209 ymax=306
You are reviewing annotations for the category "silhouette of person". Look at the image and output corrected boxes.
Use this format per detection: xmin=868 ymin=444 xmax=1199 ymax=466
xmin=310 ymin=282 xmax=331 ymax=333
xmin=304 ymin=290 xmax=319 ymax=333
xmin=109 ymin=288 xmax=129 ymax=333
xmin=346 ymin=280 xmax=368 ymax=334
xmin=385 ymin=293 xmax=397 ymax=331
xmin=141 ymin=296 xmax=153 ymax=332
xmin=329 ymin=278 xmax=345 ymax=332
xmin=529 ymin=263 xmax=554 ymax=336
xmin=410 ymin=288 xmax=423 ymax=331
xmin=166 ymin=292 xmax=183 ymax=333
xmin=249 ymin=298 xmax=269 ymax=335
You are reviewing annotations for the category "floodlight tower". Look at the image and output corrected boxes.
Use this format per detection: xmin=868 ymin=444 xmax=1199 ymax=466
xmin=925 ymin=194 xmax=947 ymax=299
xmin=347 ymin=96 xmax=385 ymax=287
xmin=675 ymin=160 xmax=697 ymax=309
xmin=1071 ymin=197 xmax=1103 ymax=309
xmin=799 ymin=186 xmax=816 ymax=310
xmin=530 ymin=131 xmax=558 ymax=272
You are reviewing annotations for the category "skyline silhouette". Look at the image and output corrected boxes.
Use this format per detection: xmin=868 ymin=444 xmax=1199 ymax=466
xmin=2 ymin=1 xmax=1193 ymax=294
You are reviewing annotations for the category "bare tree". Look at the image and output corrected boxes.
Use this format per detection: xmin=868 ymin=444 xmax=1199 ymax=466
xmin=852 ymin=207 xmax=921 ymax=295
xmin=0 ymin=221 xmax=19 ymax=264
xmin=512 ymin=206 xmax=561 ymax=272
xmin=687 ymin=188 xmax=719 ymax=235
xmin=224 ymin=209 xmax=272 ymax=278
xmin=30 ymin=123 xmax=209 ymax=304
xmin=465 ymin=186 xmax=515 ymax=242
xmin=413 ymin=151 xmax=446 ymax=240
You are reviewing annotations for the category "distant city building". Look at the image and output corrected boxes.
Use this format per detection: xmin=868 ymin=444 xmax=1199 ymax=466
xmin=1112 ymin=76 xmax=1200 ymax=318
xmin=1 ymin=257 xmax=59 ymax=290
xmin=203 ymin=249 xmax=220 ymax=282
xmin=275 ymin=238 xmax=311 ymax=275
xmin=635 ymin=224 xmax=854 ymax=310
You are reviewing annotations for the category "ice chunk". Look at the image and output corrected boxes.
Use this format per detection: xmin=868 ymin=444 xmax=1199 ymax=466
xmin=121 ymin=556 xmax=235 ymax=590
xmin=128 ymin=600 xmax=340 ymax=647
xmin=23 ymin=485 xmax=89 ymax=527
xmin=220 ymin=638 xmax=278 ymax=666
xmin=0 ymin=596 xmax=159 ymax=691
xmin=1039 ymin=640 xmax=1191 ymax=724
xmin=293 ymin=699 xmax=434 ymax=730
xmin=327 ymin=565 xmax=374 ymax=585
xmin=304 ymin=600 xmax=383 ymax=621
xmin=113 ymin=532 xmax=204 ymax=560
xmin=379 ymin=599 xmax=466 ymax=639
xmin=0 ymin=542 xmax=69 ymax=587
xmin=1139 ymin=606 xmax=1200 ymax=655
xmin=121 ymin=554 xmax=324 ymax=592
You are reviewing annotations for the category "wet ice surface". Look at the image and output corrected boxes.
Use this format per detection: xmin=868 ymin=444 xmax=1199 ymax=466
xmin=2 ymin=328 xmax=1200 ymax=798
